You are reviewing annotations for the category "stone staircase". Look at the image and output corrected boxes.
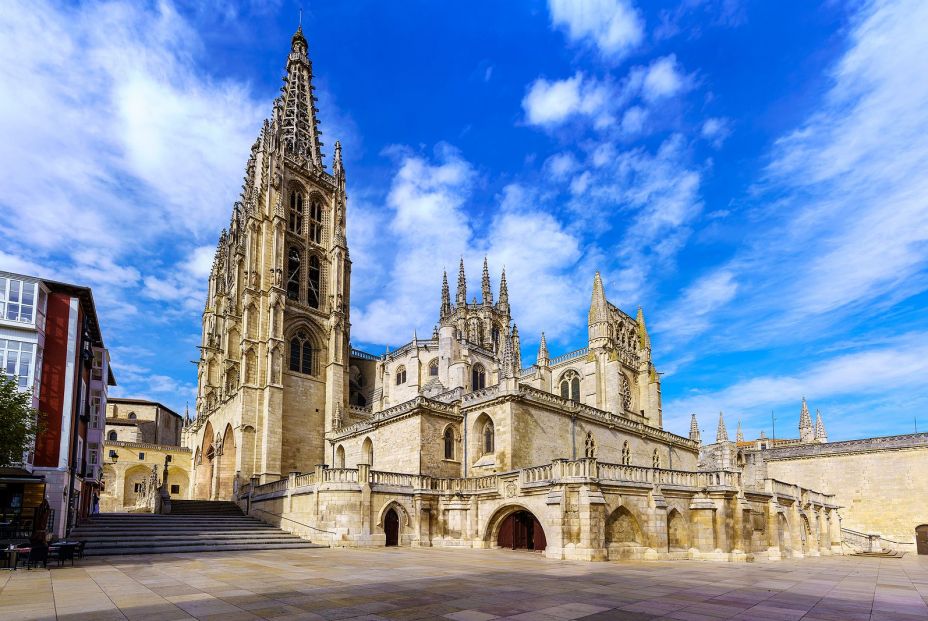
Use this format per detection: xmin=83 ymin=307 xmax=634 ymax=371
xmin=71 ymin=500 xmax=325 ymax=556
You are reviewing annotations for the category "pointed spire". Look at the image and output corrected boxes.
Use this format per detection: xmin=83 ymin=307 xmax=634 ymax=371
xmin=511 ymin=323 xmax=521 ymax=372
xmin=481 ymin=257 xmax=493 ymax=304
xmin=736 ymin=419 xmax=744 ymax=443
xmin=537 ymin=332 xmax=550 ymax=367
xmin=589 ymin=272 xmax=609 ymax=325
xmin=280 ymin=23 xmax=324 ymax=169
xmin=799 ymin=396 xmax=814 ymax=442
xmin=689 ymin=413 xmax=701 ymax=443
xmin=501 ymin=332 xmax=514 ymax=379
xmin=815 ymin=409 xmax=827 ymax=443
xmin=716 ymin=411 xmax=729 ymax=443
xmin=412 ymin=329 xmax=418 ymax=349
xmin=637 ymin=306 xmax=651 ymax=350
xmin=498 ymin=267 xmax=509 ymax=308
xmin=333 ymin=140 xmax=344 ymax=183
xmin=456 ymin=258 xmax=467 ymax=305
xmin=440 ymin=270 xmax=452 ymax=318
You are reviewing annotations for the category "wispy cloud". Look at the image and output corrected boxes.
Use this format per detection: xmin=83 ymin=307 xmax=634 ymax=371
xmin=548 ymin=0 xmax=645 ymax=61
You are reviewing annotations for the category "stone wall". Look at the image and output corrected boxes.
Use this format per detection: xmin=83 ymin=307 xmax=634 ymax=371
xmin=753 ymin=433 xmax=928 ymax=544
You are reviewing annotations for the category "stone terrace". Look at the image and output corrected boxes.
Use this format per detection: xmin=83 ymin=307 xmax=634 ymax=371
xmin=1 ymin=547 xmax=926 ymax=620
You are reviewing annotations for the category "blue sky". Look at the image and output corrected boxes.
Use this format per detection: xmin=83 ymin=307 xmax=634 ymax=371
xmin=2 ymin=0 xmax=927 ymax=442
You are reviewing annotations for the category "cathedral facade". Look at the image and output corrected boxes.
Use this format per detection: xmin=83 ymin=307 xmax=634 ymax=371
xmin=185 ymin=28 xmax=846 ymax=562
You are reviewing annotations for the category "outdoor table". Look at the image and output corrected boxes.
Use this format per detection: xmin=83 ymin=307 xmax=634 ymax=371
xmin=50 ymin=542 xmax=79 ymax=566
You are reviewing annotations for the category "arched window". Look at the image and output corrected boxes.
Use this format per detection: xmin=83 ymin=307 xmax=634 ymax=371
xmin=307 ymin=255 xmax=321 ymax=308
xmin=622 ymin=441 xmax=630 ymax=465
xmin=483 ymin=420 xmax=494 ymax=454
xmin=309 ymin=198 xmax=323 ymax=244
xmin=559 ymin=370 xmax=580 ymax=401
xmin=362 ymin=437 xmax=373 ymax=466
xmin=395 ymin=365 xmax=406 ymax=385
xmin=443 ymin=426 xmax=455 ymax=460
xmin=107 ymin=430 xmax=117 ymax=441
xmin=128 ymin=412 xmax=137 ymax=420
xmin=335 ymin=445 xmax=345 ymax=468
xmin=652 ymin=448 xmax=661 ymax=469
xmin=289 ymin=190 xmax=304 ymax=233
xmin=289 ymin=330 xmax=314 ymax=375
xmin=622 ymin=375 xmax=632 ymax=411
xmin=428 ymin=359 xmax=439 ymax=377
xmin=472 ymin=363 xmax=486 ymax=390
xmin=585 ymin=432 xmax=595 ymax=458
xmin=287 ymin=246 xmax=301 ymax=300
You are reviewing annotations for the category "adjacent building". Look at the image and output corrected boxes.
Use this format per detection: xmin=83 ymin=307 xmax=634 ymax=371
xmin=1 ymin=271 xmax=115 ymax=537
xmin=99 ymin=398 xmax=192 ymax=512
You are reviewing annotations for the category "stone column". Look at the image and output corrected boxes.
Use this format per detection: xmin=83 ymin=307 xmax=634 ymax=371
xmin=766 ymin=498 xmax=781 ymax=560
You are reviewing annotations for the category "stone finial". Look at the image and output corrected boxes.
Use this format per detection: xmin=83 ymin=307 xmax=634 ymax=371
xmin=498 ymin=267 xmax=509 ymax=308
xmin=716 ymin=411 xmax=729 ymax=443
xmin=736 ymin=419 xmax=744 ymax=443
xmin=588 ymin=272 xmax=608 ymax=326
xmin=799 ymin=396 xmax=814 ymax=443
xmin=637 ymin=306 xmax=651 ymax=350
xmin=511 ymin=324 xmax=521 ymax=372
xmin=537 ymin=332 xmax=550 ymax=367
xmin=481 ymin=257 xmax=493 ymax=305
xmin=689 ymin=413 xmax=701 ymax=443
xmin=815 ymin=409 xmax=828 ymax=443
xmin=440 ymin=270 xmax=451 ymax=318
xmin=456 ymin=258 xmax=467 ymax=305
xmin=501 ymin=333 xmax=515 ymax=379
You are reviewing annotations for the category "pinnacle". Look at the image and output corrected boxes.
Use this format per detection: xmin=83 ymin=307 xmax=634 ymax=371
xmin=716 ymin=411 xmax=729 ymax=443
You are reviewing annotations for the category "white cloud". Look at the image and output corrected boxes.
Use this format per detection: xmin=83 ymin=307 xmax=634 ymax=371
xmin=545 ymin=152 xmax=579 ymax=179
xmin=655 ymin=269 xmax=738 ymax=342
xmin=620 ymin=105 xmax=648 ymax=134
xmin=701 ymin=117 xmax=731 ymax=147
xmin=522 ymin=73 xmax=609 ymax=126
xmin=641 ymin=55 xmax=687 ymax=101
xmin=548 ymin=0 xmax=644 ymax=60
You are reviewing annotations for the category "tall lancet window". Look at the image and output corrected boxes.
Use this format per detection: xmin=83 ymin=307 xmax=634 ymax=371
xmin=289 ymin=330 xmax=314 ymax=375
xmin=289 ymin=191 xmax=304 ymax=233
xmin=287 ymin=247 xmax=301 ymax=300
xmin=307 ymin=255 xmax=321 ymax=308
xmin=309 ymin=198 xmax=323 ymax=244
xmin=472 ymin=363 xmax=486 ymax=390
xmin=559 ymin=370 xmax=580 ymax=402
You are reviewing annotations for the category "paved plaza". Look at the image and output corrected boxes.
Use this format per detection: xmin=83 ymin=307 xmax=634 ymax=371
xmin=0 ymin=548 xmax=926 ymax=621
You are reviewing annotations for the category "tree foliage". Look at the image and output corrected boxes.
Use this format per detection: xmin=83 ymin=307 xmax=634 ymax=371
xmin=0 ymin=372 xmax=42 ymax=467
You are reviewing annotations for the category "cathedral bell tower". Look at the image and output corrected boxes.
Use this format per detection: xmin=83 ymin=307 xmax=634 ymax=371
xmin=191 ymin=25 xmax=351 ymax=491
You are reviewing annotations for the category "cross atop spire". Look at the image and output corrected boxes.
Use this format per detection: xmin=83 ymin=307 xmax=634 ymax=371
xmin=481 ymin=257 xmax=493 ymax=304
xmin=716 ymin=411 xmax=729 ymax=443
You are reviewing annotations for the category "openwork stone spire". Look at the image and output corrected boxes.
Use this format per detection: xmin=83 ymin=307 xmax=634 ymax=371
xmin=456 ymin=258 xmax=467 ymax=305
xmin=736 ymin=419 xmax=744 ymax=443
xmin=498 ymin=268 xmax=509 ymax=307
xmin=716 ymin=411 xmax=729 ymax=443
xmin=481 ymin=257 xmax=493 ymax=304
xmin=689 ymin=413 xmax=701 ymax=443
xmin=440 ymin=270 xmax=451 ymax=318
xmin=280 ymin=25 xmax=324 ymax=168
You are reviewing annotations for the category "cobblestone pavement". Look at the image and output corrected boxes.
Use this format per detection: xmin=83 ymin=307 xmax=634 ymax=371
xmin=0 ymin=548 xmax=926 ymax=620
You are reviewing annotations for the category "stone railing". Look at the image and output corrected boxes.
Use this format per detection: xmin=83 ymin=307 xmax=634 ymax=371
xmin=430 ymin=474 xmax=498 ymax=492
xmin=322 ymin=468 xmax=358 ymax=483
xmin=253 ymin=477 xmax=289 ymax=496
xmin=520 ymin=365 xmax=537 ymax=378
xmin=347 ymin=404 xmax=373 ymax=417
xmin=461 ymin=384 xmax=502 ymax=405
xmin=550 ymin=348 xmax=589 ymax=366
xmin=520 ymin=464 xmax=553 ymax=484
xmin=597 ymin=463 xmax=740 ymax=488
xmin=768 ymin=479 xmax=800 ymax=499
xmin=432 ymin=386 xmax=465 ymax=403
xmin=294 ymin=472 xmax=316 ymax=487
xmin=334 ymin=395 xmax=460 ymax=436
xmin=370 ymin=470 xmax=418 ymax=487
xmin=350 ymin=348 xmax=379 ymax=361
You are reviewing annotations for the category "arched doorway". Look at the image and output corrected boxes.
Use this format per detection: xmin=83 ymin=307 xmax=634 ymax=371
xmin=916 ymin=525 xmax=928 ymax=555
xmin=217 ymin=425 xmax=236 ymax=499
xmin=777 ymin=513 xmax=792 ymax=557
xmin=497 ymin=510 xmax=546 ymax=551
xmin=667 ymin=509 xmax=688 ymax=550
xmin=384 ymin=508 xmax=399 ymax=546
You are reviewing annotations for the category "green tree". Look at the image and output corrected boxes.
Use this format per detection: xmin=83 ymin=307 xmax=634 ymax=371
xmin=0 ymin=372 xmax=43 ymax=467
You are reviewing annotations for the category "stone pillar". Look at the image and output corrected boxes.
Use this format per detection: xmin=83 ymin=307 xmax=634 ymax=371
xmin=730 ymin=497 xmax=746 ymax=560
xmin=578 ymin=485 xmax=608 ymax=561
xmin=789 ymin=500 xmax=804 ymax=559
xmin=766 ymin=499 xmax=781 ymax=560
xmin=358 ymin=463 xmax=371 ymax=539
xmin=828 ymin=508 xmax=843 ymax=554
xmin=543 ymin=487 xmax=565 ymax=559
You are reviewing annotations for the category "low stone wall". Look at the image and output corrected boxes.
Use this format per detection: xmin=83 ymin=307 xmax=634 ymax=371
xmin=239 ymin=458 xmax=842 ymax=562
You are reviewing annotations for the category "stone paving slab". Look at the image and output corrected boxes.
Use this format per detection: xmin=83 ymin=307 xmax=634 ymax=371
xmin=0 ymin=548 xmax=926 ymax=620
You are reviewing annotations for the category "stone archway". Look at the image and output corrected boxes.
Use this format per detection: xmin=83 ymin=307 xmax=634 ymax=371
xmin=488 ymin=505 xmax=547 ymax=552
xmin=778 ymin=513 xmax=792 ymax=557
xmin=384 ymin=508 xmax=399 ymax=546
xmin=167 ymin=467 xmax=190 ymax=499
xmin=667 ymin=509 xmax=688 ymax=550
xmin=194 ymin=422 xmax=214 ymax=499
xmin=122 ymin=465 xmax=151 ymax=508
xmin=605 ymin=506 xmax=646 ymax=560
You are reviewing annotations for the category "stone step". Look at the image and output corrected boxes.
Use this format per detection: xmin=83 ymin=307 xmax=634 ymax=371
xmin=83 ymin=540 xmax=323 ymax=556
xmin=74 ymin=534 xmax=305 ymax=545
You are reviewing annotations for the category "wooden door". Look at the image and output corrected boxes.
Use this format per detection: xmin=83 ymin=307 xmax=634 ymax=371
xmin=498 ymin=513 xmax=514 ymax=549
xmin=384 ymin=508 xmax=399 ymax=547
xmin=917 ymin=525 xmax=928 ymax=555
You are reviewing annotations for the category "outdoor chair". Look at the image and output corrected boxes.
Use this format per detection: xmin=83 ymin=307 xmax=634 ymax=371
xmin=51 ymin=544 xmax=75 ymax=567
xmin=76 ymin=541 xmax=86 ymax=559
xmin=26 ymin=544 xmax=48 ymax=569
